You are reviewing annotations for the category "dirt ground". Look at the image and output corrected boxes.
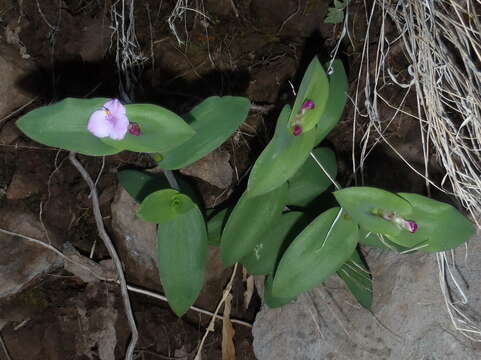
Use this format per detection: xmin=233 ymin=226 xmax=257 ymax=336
xmin=0 ymin=0 xmax=441 ymax=359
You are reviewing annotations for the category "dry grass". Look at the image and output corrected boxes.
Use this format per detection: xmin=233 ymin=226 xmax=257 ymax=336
xmin=349 ymin=0 xmax=481 ymax=341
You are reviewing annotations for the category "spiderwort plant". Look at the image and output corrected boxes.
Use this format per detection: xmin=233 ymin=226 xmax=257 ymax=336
xmin=16 ymin=55 xmax=475 ymax=317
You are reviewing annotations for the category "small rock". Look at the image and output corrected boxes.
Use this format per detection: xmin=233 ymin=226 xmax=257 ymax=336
xmin=6 ymin=171 xmax=41 ymax=200
xmin=180 ymin=150 xmax=233 ymax=189
xmin=111 ymin=187 xmax=160 ymax=290
xmin=0 ymin=42 xmax=36 ymax=120
xmin=63 ymin=243 xmax=116 ymax=283
xmin=0 ymin=121 xmax=21 ymax=144
xmin=0 ymin=207 xmax=62 ymax=299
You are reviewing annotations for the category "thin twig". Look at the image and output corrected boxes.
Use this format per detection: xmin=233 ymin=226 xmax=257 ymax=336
xmin=0 ymin=332 xmax=12 ymax=360
xmin=277 ymin=0 xmax=301 ymax=34
xmin=0 ymin=97 xmax=38 ymax=125
xmin=194 ymin=263 xmax=239 ymax=360
xmin=309 ymin=151 xmax=341 ymax=190
xmin=229 ymin=0 xmax=239 ymax=18
xmin=69 ymin=152 xmax=138 ymax=360
xmin=0 ymin=228 xmax=253 ymax=328
xmin=126 ymin=284 xmax=252 ymax=328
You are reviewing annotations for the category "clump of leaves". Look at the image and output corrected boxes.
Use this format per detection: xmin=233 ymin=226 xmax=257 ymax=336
xmin=325 ymin=0 xmax=350 ymax=24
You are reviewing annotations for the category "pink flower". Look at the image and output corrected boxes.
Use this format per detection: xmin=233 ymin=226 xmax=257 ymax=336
xmin=402 ymin=220 xmax=418 ymax=233
xmin=87 ymin=99 xmax=129 ymax=140
xmin=379 ymin=210 xmax=418 ymax=233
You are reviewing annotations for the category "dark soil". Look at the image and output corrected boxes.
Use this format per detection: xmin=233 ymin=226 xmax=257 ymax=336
xmin=0 ymin=0 xmax=438 ymax=359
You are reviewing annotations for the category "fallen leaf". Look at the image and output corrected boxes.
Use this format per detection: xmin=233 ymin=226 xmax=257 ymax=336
xmin=222 ymin=292 xmax=236 ymax=360
xmin=243 ymin=274 xmax=255 ymax=309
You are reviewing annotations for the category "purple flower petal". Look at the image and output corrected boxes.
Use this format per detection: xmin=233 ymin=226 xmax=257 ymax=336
xmin=87 ymin=99 xmax=129 ymax=140
xmin=404 ymin=220 xmax=418 ymax=233
xmin=87 ymin=109 xmax=113 ymax=138
xmin=109 ymin=112 xmax=129 ymax=140
xmin=104 ymin=98 xmax=126 ymax=116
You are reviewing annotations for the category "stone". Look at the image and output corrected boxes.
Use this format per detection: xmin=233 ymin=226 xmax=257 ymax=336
xmin=111 ymin=187 xmax=160 ymax=290
xmin=253 ymin=232 xmax=481 ymax=360
xmin=0 ymin=281 xmax=124 ymax=360
xmin=180 ymin=150 xmax=233 ymax=189
xmin=63 ymin=242 xmax=116 ymax=283
xmin=6 ymin=171 xmax=41 ymax=199
xmin=0 ymin=207 xmax=62 ymax=299
xmin=0 ymin=42 xmax=36 ymax=120
xmin=0 ymin=121 xmax=21 ymax=144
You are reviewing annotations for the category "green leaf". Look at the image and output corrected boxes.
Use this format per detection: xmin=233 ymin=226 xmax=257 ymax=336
xmin=287 ymin=57 xmax=330 ymax=133
xmin=324 ymin=0 xmax=350 ymax=24
xmin=264 ymin=275 xmax=295 ymax=309
xmin=287 ymin=147 xmax=337 ymax=207
xmin=118 ymin=169 xmax=170 ymax=203
xmin=333 ymin=187 xmax=412 ymax=236
xmin=16 ymin=97 xmax=120 ymax=156
xmin=359 ymin=229 xmax=410 ymax=252
xmin=314 ymin=60 xmax=348 ymax=144
xmin=247 ymin=105 xmax=318 ymax=197
xmin=157 ymin=96 xmax=251 ymax=169
xmin=156 ymin=204 xmax=208 ymax=316
xmin=272 ymin=207 xmax=359 ymax=299
xmin=337 ymin=248 xmax=373 ymax=309
xmin=207 ymin=208 xmax=229 ymax=246
xmin=138 ymin=189 xmax=195 ymax=224
xmin=220 ymin=183 xmax=288 ymax=267
xmin=388 ymin=193 xmax=475 ymax=252
xmin=101 ymin=103 xmax=195 ymax=153
xmin=241 ymin=211 xmax=305 ymax=275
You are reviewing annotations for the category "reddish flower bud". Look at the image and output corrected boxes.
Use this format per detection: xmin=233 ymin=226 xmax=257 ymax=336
xmin=301 ymin=99 xmax=315 ymax=112
xmin=128 ymin=123 xmax=141 ymax=136
xmin=293 ymin=125 xmax=302 ymax=136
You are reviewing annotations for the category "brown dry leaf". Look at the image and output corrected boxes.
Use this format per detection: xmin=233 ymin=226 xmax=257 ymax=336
xmin=222 ymin=292 xmax=236 ymax=360
xmin=243 ymin=274 xmax=255 ymax=309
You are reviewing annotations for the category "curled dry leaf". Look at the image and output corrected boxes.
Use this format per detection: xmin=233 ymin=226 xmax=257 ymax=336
xmin=222 ymin=292 xmax=236 ymax=360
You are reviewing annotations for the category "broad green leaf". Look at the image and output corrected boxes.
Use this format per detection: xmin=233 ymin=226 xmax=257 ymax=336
xmin=287 ymin=147 xmax=337 ymax=207
xmin=220 ymin=183 xmax=288 ymax=267
xmin=138 ymin=189 xmax=195 ymax=224
xmin=337 ymin=248 xmax=373 ymax=309
xmin=264 ymin=275 xmax=295 ymax=309
xmin=387 ymin=193 xmax=475 ymax=252
xmin=359 ymin=229 xmax=410 ymax=252
xmin=118 ymin=169 xmax=170 ymax=203
xmin=314 ymin=60 xmax=348 ymax=144
xmin=247 ymin=105 xmax=318 ymax=197
xmin=272 ymin=207 xmax=359 ymax=299
xmin=334 ymin=187 xmax=412 ymax=236
xmin=287 ymin=57 xmax=330 ymax=133
xmin=119 ymin=168 xmax=201 ymax=207
xmin=241 ymin=211 xmax=305 ymax=275
xmin=156 ymin=204 xmax=208 ymax=316
xmin=207 ymin=208 xmax=229 ymax=246
xmin=101 ymin=103 xmax=195 ymax=153
xmin=16 ymin=97 xmax=120 ymax=156
xmin=157 ymin=96 xmax=250 ymax=169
